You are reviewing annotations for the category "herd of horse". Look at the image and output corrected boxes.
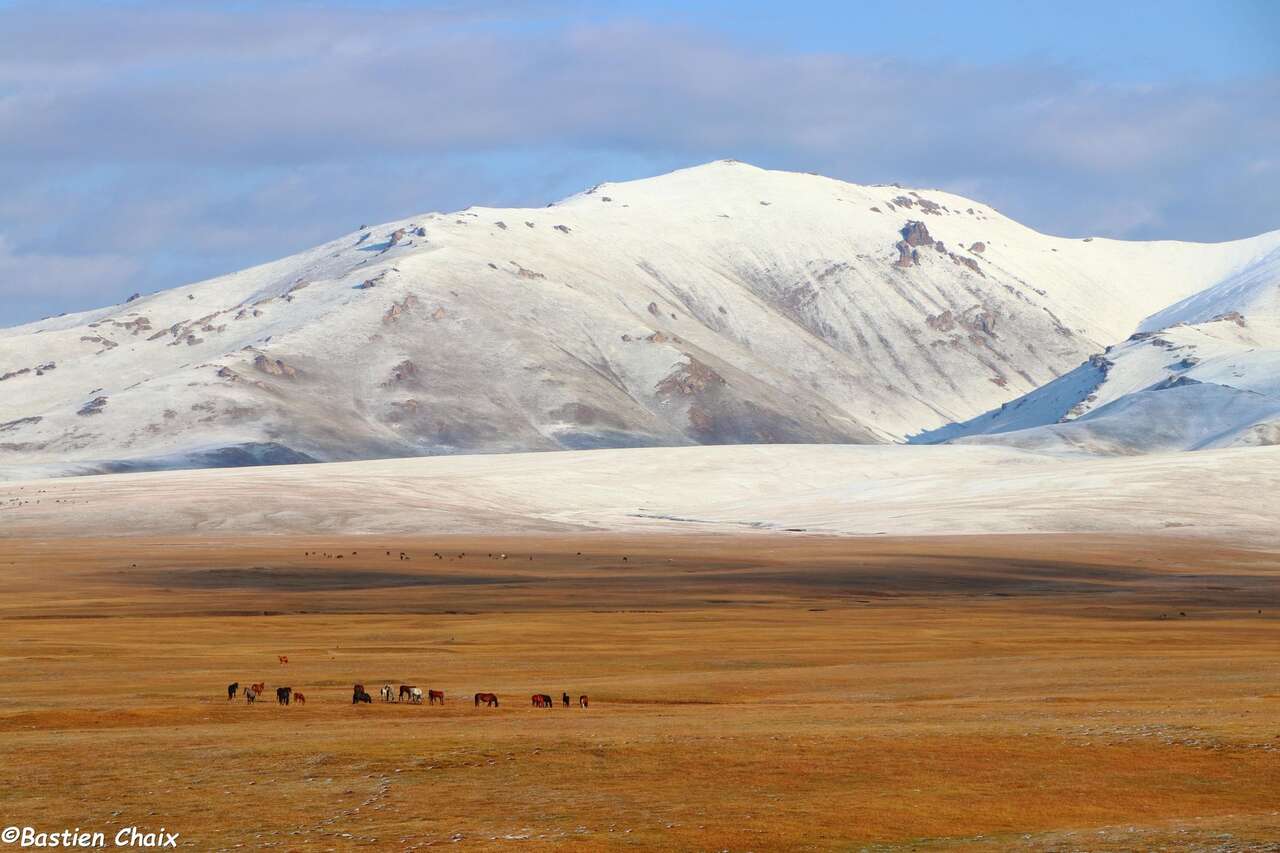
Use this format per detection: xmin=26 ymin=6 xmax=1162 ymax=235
xmin=226 ymin=680 xmax=587 ymax=709
xmin=227 ymin=681 xmax=304 ymax=705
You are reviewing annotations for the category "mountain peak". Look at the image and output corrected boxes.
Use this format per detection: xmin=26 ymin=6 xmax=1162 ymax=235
xmin=2 ymin=163 xmax=1279 ymax=479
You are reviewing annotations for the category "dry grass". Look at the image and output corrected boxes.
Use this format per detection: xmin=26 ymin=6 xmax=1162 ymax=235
xmin=2 ymin=533 xmax=1279 ymax=850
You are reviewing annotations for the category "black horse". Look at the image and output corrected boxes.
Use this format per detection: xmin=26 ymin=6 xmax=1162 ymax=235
xmin=352 ymin=689 xmax=373 ymax=704
xmin=561 ymin=692 xmax=570 ymax=708
xmin=276 ymin=686 xmax=292 ymax=706
xmin=227 ymin=682 xmax=239 ymax=701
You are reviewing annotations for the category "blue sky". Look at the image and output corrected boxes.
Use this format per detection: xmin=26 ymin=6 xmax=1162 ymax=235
xmin=0 ymin=0 xmax=1277 ymax=325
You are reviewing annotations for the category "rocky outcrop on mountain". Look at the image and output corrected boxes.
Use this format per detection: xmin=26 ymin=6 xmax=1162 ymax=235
xmin=901 ymin=220 xmax=934 ymax=247
xmin=253 ymin=355 xmax=298 ymax=378
xmin=383 ymin=295 xmax=420 ymax=324
xmin=893 ymin=241 xmax=918 ymax=268
xmin=77 ymin=396 xmax=108 ymax=416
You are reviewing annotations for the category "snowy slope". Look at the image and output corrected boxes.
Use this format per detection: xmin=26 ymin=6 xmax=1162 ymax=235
xmin=1139 ymin=245 xmax=1280 ymax=331
xmin=3 ymin=160 xmax=1279 ymax=477
xmin=917 ymin=314 xmax=1280 ymax=453
xmin=3 ymin=444 xmax=1278 ymax=544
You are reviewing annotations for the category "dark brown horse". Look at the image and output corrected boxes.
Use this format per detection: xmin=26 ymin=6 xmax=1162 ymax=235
xmin=474 ymin=692 xmax=499 ymax=707
xmin=353 ymin=688 xmax=372 ymax=704
xmin=399 ymin=684 xmax=416 ymax=701
xmin=561 ymin=692 xmax=570 ymax=707
xmin=227 ymin=682 xmax=239 ymax=701
xmin=428 ymin=690 xmax=444 ymax=705
xmin=276 ymin=686 xmax=292 ymax=705
xmin=579 ymin=695 xmax=588 ymax=708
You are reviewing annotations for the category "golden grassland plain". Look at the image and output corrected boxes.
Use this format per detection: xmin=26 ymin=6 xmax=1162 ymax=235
xmin=2 ymin=533 xmax=1279 ymax=850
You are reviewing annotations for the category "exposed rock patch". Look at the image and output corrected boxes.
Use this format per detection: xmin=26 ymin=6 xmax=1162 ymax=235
xmin=385 ymin=360 xmax=417 ymax=386
xmin=656 ymin=357 xmax=726 ymax=397
xmin=893 ymin=241 xmax=919 ymax=268
xmin=0 ymin=416 xmax=41 ymax=432
xmin=927 ymin=311 xmax=956 ymax=332
xmin=383 ymin=295 xmax=421 ymax=324
xmin=80 ymin=335 xmax=119 ymax=350
xmin=511 ymin=262 xmax=545 ymax=280
xmin=901 ymin=220 xmax=934 ymax=248
xmin=78 ymin=396 xmax=109 ymax=416
xmin=254 ymin=355 xmax=298 ymax=378
xmin=951 ymin=253 xmax=985 ymax=277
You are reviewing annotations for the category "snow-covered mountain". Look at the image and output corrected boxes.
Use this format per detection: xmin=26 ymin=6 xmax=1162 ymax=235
xmin=916 ymin=247 xmax=1280 ymax=453
xmin=2 ymin=161 xmax=1278 ymax=477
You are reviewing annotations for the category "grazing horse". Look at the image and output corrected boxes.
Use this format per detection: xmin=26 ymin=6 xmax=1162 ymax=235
xmin=353 ymin=688 xmax=372 ymax=704
xmin=380 ymin=684 xmax=395 ymax=703
xmin=562 ymin=692 xmax=570 ymax=708
xmin=293 ymin=692 xmax=306 ymax=705
xmin=353 ymin=683 xmax=365 ymax=695
xmin=244 ymin=688 xmax=257 ymax=704
xmin=276 ymin=686 xmax=292 ymax=705
xmin=428 ymin=690 xmax=444 ymax=705
xmin=398 ymin=684 xmax=415 ymax=702
xmin=278 ymin=655 xmax=289 ymax=665
xmin=227 ymin=682 xmax=239 ymax=701
xmin=474 ymin=692 xmax=499 ymax=707
xmin=408 ymin=687 xmax=424 ymax=704
xmin=579 ymin=695 xmax=588 ymax=708
xmin=532 ymin=693 xmax=553 ymax=708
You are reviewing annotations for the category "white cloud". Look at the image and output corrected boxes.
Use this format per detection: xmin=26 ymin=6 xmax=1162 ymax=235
xmin=0 ymin=2 xmax=1276 ymax=325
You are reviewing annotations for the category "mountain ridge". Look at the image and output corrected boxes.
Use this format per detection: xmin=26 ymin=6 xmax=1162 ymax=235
xmin=3 ymin=160 xmax=1279 ymax=478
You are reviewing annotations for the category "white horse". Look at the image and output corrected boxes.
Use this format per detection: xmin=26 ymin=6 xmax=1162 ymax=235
xmin=380 ymin=684 xmax=395 ymax=702
xmin=409 ymin=687 xmax=423 ymax=704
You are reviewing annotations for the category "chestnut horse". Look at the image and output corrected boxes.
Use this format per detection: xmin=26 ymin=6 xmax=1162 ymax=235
xmin=278 ymin=655 xmax=289 ymax=665
xmin=428 ymin=690 xmax=444 ymax=705
xmin=249 ymin=681 xmax=266 ymax=697
xmin=293 ymin=692 xmax=306 ymax=705
xmin=474 ymin=692 xmax=499 ymax=707
xmin=579 ymin=695 xmax=589 ymax=708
